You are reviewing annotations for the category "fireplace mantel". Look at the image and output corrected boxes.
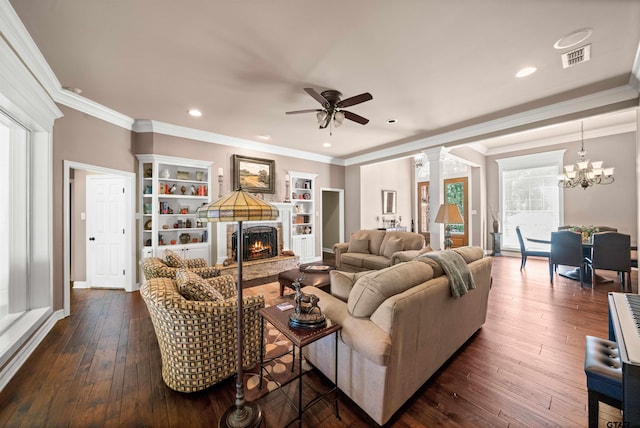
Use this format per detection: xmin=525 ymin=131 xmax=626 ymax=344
xmin=215 ymin=202 xmax=292 ymax=264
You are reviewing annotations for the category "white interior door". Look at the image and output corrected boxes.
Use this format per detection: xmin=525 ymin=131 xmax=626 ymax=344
xmin=87 ymin=175 xmax=127 ymax=288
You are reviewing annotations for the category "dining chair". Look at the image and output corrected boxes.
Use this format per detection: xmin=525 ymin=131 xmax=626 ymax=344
xmin=589 ymin=232 xmax=631 ymax=289
xmin=550 ymin=230 xmax=586 ymax=287
xmin=595 ymin=226 xmax=618 ymax=232
xmin=515 ymin=226 xmax=550 ymax=270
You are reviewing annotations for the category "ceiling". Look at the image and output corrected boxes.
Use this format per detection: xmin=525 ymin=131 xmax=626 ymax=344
xmin=7 ymin=0 xmax=640 ymax=163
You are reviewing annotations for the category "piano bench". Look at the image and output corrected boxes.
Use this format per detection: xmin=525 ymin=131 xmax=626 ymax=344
xmin=584 ymin=335 xmax=622 ymax=428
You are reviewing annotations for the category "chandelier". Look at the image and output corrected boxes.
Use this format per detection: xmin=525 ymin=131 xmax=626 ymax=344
xmin=559 ymin=123 xmax=614 ymax=189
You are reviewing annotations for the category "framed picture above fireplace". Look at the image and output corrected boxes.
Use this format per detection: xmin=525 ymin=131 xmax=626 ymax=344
xmin=232 ymin=155 xmax=275 ymax=193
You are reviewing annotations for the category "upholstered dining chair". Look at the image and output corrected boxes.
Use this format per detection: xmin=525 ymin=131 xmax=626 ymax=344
xmin=589 ymin=232 xmax=631 ymax=289
xmin=550 ymin=230 xmax=586 ymax=287
xmin=515 ymin=226 xmax=550 ymax=270
xmin=595 ymin=226 xmax=618 ymax=232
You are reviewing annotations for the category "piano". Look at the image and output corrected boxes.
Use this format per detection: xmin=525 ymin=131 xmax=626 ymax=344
xmin=607 ymin=292 xmax=640 ymax=425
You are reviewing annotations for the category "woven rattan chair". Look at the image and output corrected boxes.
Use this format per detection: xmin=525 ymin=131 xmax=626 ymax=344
xmin=140 ymin=275 xmax=264 ymax=392
xmin=141 ymin=256 xmax=220 ymax=280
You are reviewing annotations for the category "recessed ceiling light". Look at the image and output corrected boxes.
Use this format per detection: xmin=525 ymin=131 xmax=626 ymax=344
xmin=554 ymin=28 xmax=592 ymax=50
xmin=188 ymin=109 xmax=202 ymax=117
xmin=257 ymin=135 xmax=271 ymax=140
xmin=515 ymin=67 xmax=537 ymax=78
xmin=323 ymin=142 xmax=331 ymax=148
xmin=387 ymin=119 xmax=397 ymax=124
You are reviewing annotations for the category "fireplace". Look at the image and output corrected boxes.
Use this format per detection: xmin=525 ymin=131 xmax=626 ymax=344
xmin=231 ymin=226 xmax=278 ymax=261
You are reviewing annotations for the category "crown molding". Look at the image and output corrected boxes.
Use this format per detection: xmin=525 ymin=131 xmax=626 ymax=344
xmin=344 ymin=84 xmax=639 ymax=166
xmin=133 ymin=119 xmax=344 ymax=166
xmin=57 ymin=89 xmax=136 ymax=130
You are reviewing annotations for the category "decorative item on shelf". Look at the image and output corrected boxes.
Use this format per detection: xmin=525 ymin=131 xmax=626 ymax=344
xmin=160 ymin=168 xmax=171 ymax=179
xmin=168 ymin=184 xmax=177 ymax=194
xmin=559 ymin=122 xmax=614 ymax=189
xmin=145 ymin=238 xmax=151 ymax=246
xmin=196 ymin=187 xmax=279 ymax=428
xmin=303 ymin=192 xmax=310 ymax=199
xmin=180 ymin=207 xmax=189 ymax=214
xmin=171 ymin=239 xmax=177 ymax=245
xmin=177 ymin=219 xmax=183 ymax=228
xmin=173 ymin=223 xmax=178 ymax=229
xmin=159 ymin=182 xmax=165 ymax=194
xmin=284 ymin=173 xmax=290 ymax=202
xmin=292 ymin=192 xmax=297 ymax=199
xmin=191 ymin=185 xmax=197 ymax=195
xmin=192 ymin=238 xmax=198 ymax=243
xmin=144 ymin=203 xmax=152 ymax=214
xmin=185 ymin=219 xmax=192 ymax=228
xmin=434 ymin=203 xmax=464 ymax=250
xmin=304 ymin=226 xmax=312 ymax=234
xmin=179 ymin=233 xmax=191 ymax=244
xmin=144 ymin=166 xmax=153 ymax=178
xmin=144 ymin=184 xmax=152 ymax=194
xmin=159 ymin=235 xmax=164 ymax=245
xmin=196 ymin=170 xmax=204 ymax=181
xmin=176 ymin=171 xmax=190 ymax=180
xmin=180 ymin=185 xmax=186 ymax=195
xmin=162 ymin=224 xmax=169 ymax=230
xmin=144 ymin=219 xmax=152 ymax=230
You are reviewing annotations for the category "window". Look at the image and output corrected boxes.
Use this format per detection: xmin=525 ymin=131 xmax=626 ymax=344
xmin=0 ymin=112 xmax=28 ymax=334
xmin=497 ymin=151 xmax=564 ymax=251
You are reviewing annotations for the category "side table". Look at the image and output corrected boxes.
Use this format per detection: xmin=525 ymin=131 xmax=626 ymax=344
xmin=258 ymin=304 xmax=341 ymax=427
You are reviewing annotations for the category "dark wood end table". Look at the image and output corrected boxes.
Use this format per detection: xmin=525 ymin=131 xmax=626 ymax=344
xmin=258 ymin=303 xmax=341 ymax=427
xmin=278 ymin=263 xmax=333 ymax=296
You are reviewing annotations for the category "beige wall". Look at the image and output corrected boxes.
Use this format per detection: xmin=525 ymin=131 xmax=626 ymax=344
xmin=322 ymin=191 xmax=340 ymax=250
xmin=486 ymin=131 xmax=638 ymax=244
xmin=360 ymin=157 xmax=413 ymax=230
xmin=52 ymin=107 xmax=345 ymax=310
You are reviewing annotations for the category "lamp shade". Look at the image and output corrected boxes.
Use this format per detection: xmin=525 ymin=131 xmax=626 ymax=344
xmin=196 ymin=187 xmax=279 ymax=222
xmin=434 ymin=203 xmax=463 ymax=224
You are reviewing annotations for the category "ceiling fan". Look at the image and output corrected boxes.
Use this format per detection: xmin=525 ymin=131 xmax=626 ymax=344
xmin=286 ymin=88 xmax=373 ymax=131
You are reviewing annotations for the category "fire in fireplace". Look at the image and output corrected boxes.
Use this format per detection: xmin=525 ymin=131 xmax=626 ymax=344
xmin=232 ymin=226 xmax=278 ymax=261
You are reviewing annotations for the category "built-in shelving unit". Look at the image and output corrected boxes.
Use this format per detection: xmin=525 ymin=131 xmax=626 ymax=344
xmin=137 ymin=154 xmax=213 ymax=262
xmin=289 ymin=171 xmax=318 ymax=263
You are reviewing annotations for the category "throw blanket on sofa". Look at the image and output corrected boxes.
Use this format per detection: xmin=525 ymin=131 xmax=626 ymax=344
xmin=421 ymin=251 xmax=476 ymax=298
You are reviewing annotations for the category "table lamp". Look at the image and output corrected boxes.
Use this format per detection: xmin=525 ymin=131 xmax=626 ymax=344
xmin=434 ymin=203 xmax=463 ymax=250
xmin=197 ymin=187 xmax=279 ymax=428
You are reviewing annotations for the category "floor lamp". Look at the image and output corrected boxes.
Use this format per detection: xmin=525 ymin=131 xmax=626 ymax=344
xmin=197 ymin=187 xmax=279 ymax=428
xmin=434 ymin=203 xmax=464 ymax=250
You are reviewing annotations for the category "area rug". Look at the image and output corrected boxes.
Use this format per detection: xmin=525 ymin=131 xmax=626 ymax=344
xmin=243 ymin=282 xmax=313 ymax=401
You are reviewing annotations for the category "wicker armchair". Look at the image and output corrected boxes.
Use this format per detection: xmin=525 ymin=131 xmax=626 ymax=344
xmin=140 ymin=274 xmax=264 ymax=392
xmin=141 ymin=256 xmax=220 ymax=280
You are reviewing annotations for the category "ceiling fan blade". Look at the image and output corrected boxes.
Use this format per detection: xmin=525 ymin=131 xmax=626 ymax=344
xmin=337 ymin=92 xmax=373 ymax=108
xmin=343 ymin=110 xmax=370 ymax=125
xmin=304 ymin=88 xmax=330 ymax=107
xmin=285 ymin=109 xmax=322 ymax=115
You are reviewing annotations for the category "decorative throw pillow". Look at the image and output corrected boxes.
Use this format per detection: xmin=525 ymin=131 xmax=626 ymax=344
xmin=176 ymin=269 xmax=224 ymax=301
xmin=165 ymin=250 xmax=187 ymax=268
xmin=330 ymin=270 xmax=370 ymax=302
xmin=188 ymin=258 xmax=208 ymax=268
xmin=348 ymin=237 xmax=370 ymax=254
xmin=382 ymin=237 xmax=403 ymax=258
xmin=419 ymin=244 xmax=434 ymax=255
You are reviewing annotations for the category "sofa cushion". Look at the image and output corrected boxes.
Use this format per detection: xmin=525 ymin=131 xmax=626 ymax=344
xmin=349 ymin=229 xmax=386 ymax=255
xmin=330 ymin=270 xmax=370 ymax=302
xmin=382 ymin=237 xmax=404 ymax=259
xmin=347 ymin=261 xmax=434 ymax=318
xmin=341 ymin=252 xmax=368 ymax=268
xmin=452 ymin=246 xmax=485 ymax=263
xmin=348 ymin=236 xmax=370 ymax=254
xmin=362 ymin=255 xmax=393 ymax=270
xmin=165 ymin=250 xmax=188 ymax=268
xmin=175 ymin=269 xmax=224 ymax=301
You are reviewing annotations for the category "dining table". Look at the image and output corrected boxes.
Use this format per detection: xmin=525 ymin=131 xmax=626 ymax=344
xmin=527 ymin=234 xmax=637 ymax=285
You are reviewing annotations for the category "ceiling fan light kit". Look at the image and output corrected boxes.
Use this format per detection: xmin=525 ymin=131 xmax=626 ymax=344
xmin=286 ymin=87 xmax=372 ymax=133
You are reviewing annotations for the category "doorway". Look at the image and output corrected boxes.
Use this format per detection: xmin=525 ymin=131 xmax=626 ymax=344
xmin=63 ymin=161 xmax=136 ymax=316
xmin=320 ymin=188 xmax=345 ymax=254
xmin=444 ymin=177 xmax=468 ymax=247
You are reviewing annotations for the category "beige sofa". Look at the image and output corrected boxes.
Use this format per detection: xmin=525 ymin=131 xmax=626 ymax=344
xmin=302 ymin=246 xmax=492 ymax=425
xmin=333 ymin=229 xmax=426 ymax=272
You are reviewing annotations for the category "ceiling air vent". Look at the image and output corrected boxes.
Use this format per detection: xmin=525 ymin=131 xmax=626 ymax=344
xmin=561 ymin=44 xmax=591 ymax=69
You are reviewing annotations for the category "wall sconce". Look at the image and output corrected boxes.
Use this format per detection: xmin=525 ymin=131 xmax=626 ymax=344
xmin=284 ymin=173 xmax=290 ymax=202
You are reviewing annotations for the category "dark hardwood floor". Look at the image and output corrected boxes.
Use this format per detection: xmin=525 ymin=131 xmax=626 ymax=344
xmin=0 ymin=256 xmax=631 ymax=427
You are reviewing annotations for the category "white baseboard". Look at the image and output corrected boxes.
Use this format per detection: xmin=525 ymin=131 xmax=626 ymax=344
xmin=73 ymin=281 xmax=88 ymax=289
xmin=0 ymin=309 xmax=65 ymax=392
xmin=322 ymin=247 xmax=335 ymax=254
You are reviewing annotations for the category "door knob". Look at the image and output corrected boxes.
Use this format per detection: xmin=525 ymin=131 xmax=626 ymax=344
xmin=89 ymin=237 xmax=96 ymax=241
